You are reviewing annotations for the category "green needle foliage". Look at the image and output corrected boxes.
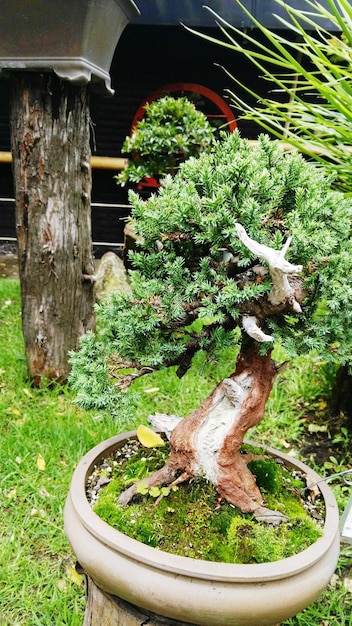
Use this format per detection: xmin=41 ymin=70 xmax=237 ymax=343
xmin=69 ymin=131 xmax=352 ymax=415
xmin=116 ymin=95 xmax=215 ymax=186
xmin=188 ymin=0 xmax=352 ymax=193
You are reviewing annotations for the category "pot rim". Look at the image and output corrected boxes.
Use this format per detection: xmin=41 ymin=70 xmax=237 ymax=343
xmin=68 ymin=431 xmax=339 ymax=583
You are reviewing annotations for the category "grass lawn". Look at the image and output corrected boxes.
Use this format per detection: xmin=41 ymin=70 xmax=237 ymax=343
xmin=0 ymin=278 xmax=351 ymax=625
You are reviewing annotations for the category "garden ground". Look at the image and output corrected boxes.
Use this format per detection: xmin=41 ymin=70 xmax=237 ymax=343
xmin=0 ymin=277 xmax=351 ymax=625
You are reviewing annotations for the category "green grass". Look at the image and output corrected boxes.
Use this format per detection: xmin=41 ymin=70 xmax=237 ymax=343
xmin=0 ymin=278 xmax=351 ymax=625
xmin=0 ymin=281 xmax=118 ymax=625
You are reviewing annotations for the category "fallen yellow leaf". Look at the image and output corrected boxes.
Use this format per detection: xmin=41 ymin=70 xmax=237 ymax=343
xmin=308 ymin=423 xmax=327 ymax=433
xmin=23 ymin=388 xmax=33 ymax=399
xmin=66 ymin=566 xmax=84 ymax=586
xmin=30 ymin=507 xmax=45 ymax=517
xmin=36 ymin=454 xmax=46 ymax=471
xmin=136 ymin=424 xmax=165 ymax=448
xmin=9 ymin=407 xmax=21 ymax=415
xmin=56 ymin=579 xmax=67 ymax=592
xmin=144 ymin=387 xmax=160 ymax=394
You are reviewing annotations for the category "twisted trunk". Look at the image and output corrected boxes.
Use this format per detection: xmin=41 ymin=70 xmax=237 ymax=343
xmin=119 ymin=342 xmax=287 ymax=524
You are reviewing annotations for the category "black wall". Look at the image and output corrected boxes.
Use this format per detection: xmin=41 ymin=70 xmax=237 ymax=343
xmin=0 ymin=23 xmax=266 ymax=248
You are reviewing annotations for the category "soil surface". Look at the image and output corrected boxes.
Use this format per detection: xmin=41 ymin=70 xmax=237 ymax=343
xmin=300 ymin=409 xmax=351 ymax=468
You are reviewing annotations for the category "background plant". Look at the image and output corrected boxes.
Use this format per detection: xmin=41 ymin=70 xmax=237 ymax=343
xmin=116 ymin=95 xmax=215 ymax=186
xmin=190 ymin=0 xmax=352 ymax=193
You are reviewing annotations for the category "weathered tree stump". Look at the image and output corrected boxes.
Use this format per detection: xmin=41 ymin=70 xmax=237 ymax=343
xmin=9 ymin=72 xmax=95 ymax=383
xmin=83 ymin=575 xmax=197 ymax=625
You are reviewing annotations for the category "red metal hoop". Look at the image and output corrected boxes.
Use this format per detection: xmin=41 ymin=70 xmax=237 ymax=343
xmin=131 ymin=82 xmax=237 ymax=132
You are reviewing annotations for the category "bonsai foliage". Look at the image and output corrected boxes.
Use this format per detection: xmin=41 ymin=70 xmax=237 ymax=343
xmin=70 ymin=131 xmax=352 ymax=523
xmin=189 ymin=0 xmax=352 ymax=192
xmin=116 ymin=95 xmax=215 ymax=186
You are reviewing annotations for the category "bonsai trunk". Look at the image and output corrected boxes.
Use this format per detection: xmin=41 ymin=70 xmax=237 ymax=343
xmin=119 ymin=341 xmax=287 ymax=524
xmin=9 ymin=72 xmax=95 ymax=384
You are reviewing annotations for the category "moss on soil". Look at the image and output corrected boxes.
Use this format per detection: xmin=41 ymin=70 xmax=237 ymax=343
xmin=90 ymin=439 xmax=323 ymax=564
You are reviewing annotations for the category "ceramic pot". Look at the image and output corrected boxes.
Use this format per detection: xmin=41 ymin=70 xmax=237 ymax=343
xmin=0 ymin=0 xmax=139 ymax=92
xmin=64 ymin=431 xmax=340 ymax=626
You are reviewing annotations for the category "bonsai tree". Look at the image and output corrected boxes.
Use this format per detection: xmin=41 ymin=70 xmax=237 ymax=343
xmin=70 ymin=130 xmax=352 ymax=525
xmin=188 ymin=0 xmax=352 ymax=413
xmin=116 ymin=95 xmax=215 ymax=187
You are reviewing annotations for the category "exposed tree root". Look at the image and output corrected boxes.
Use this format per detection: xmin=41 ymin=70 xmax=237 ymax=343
xmin=118 ymin=460 xmax=193 ymax=507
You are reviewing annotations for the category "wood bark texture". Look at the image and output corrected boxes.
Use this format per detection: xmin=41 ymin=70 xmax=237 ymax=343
xmin=9 ymin=72 xmax=95 ymax=383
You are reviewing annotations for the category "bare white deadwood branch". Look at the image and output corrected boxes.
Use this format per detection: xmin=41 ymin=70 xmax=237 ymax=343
xmin=235 ymin=223 xmax=303 ymax=312
xmin=242 ymin=315 xmax=274 ymax=343
xmin=148 ymin=413 xmax=183 ymax=440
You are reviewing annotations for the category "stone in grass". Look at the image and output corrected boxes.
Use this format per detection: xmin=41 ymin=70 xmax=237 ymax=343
xmin=95 ymin=252 xmax=131 ymax=303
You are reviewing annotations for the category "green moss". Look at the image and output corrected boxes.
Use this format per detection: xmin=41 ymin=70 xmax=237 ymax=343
xmin=247 ymin=459 xmax=280 ymax=494
xmin=226 ymin=516 xmax=321 ymax=563
xmin=91 ymin=440 xmax=323 ymax=563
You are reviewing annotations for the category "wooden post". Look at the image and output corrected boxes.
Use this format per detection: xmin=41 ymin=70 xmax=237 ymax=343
xmin=9 ymin=72 xmax=95 ymax=383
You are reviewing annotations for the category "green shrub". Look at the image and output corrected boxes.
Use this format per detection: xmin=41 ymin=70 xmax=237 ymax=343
xmin=116 ymin=95 xmax=215 ymax=186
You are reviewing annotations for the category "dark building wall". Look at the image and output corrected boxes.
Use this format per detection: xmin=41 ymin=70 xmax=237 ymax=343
xmin=89 ymin=23 xmax=266 ymax=247
xmin=0 ymin=23 xmax=267 ymax=248
xmin=91 ymin=24 xmax=263 ymax=159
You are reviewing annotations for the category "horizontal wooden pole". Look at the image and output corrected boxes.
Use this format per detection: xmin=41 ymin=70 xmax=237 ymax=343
xmin=0 ymin=151 xmax=12 ymax=163
xmin=0 ymin=152 xmax=127 ymax=171
xmin=2 ymin=143 xmax=351 ymax=171
xmin=91 ymin=156 xmax=128 ymax=170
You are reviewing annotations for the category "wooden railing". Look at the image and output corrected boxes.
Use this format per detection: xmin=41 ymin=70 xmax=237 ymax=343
xmin=0 ymin=152 xmax=127 ymax=170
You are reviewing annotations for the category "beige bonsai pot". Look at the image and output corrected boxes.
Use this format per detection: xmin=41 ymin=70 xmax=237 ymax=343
xmin=64 ymin=430 xmax=340 ymax=626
